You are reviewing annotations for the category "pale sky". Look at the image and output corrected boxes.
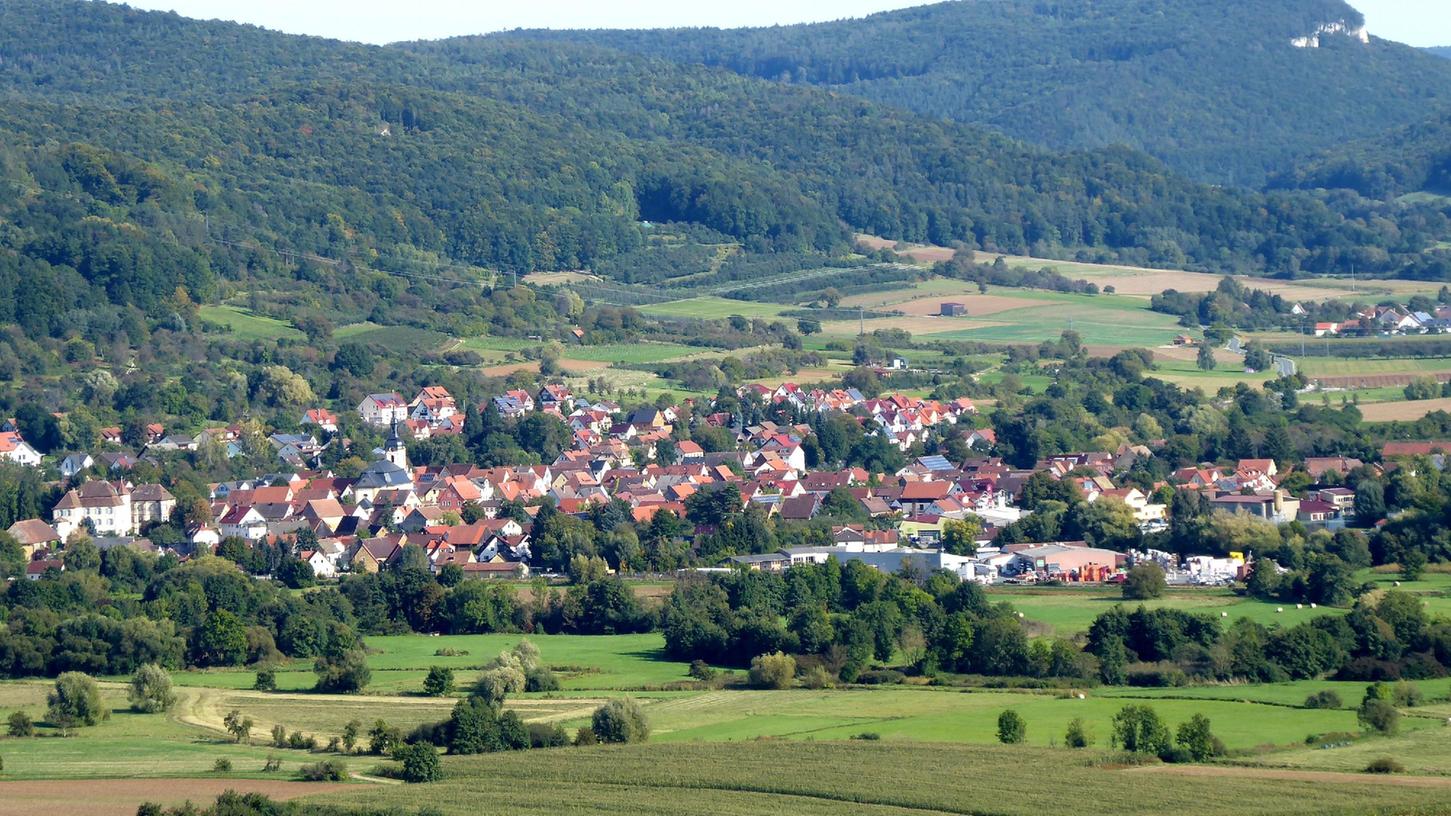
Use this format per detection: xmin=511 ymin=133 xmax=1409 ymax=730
xmin=122 ymin=0 xmax=1451 ymax=47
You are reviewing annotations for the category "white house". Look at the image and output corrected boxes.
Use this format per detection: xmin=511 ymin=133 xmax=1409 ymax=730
xmin=357 ymin=393 xmax=409 ymax=427
xmin=0 ymin=430 xmax=42 ymax=467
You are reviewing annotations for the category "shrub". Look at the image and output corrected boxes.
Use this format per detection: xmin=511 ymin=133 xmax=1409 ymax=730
xmin=47 ymin=672 xmax=104 ymax=730
xmin=473 ymin=667 xmax=525 ymax=708
xmin=288 ymin=731 xmax=317 ymax=751
xmin=857 ymin=669 xmax=906 ymax=685
xmin=996 ymin=709 xmax=1026 ymax=744
xmin=1304 ymin=690 xmax=1343 ymax=709
xmin=748 ymin=651 xmax=796 ymax=690
xmin=368 ymin=720 xmax=402 ymax=755
xmin=224 ymin=710 xmax=253 ymax=744
xmin=1124 ymin=662 xmax=1188 ymax=688
xmin=394 ymin=743 xmax=442 ymax=783
xmin=574 ymin=726 xmax=597 ymax=746
xmin=341 ymin=720 xmax=361 ymax=753
xmin=7 ymin=712 xmax=34 ymax=738
xmin=1175 ymin=714 xmax=1221 ymax=761
xmin=212 ymin=758 xmax=232 ymax=773
xmin=527 ymin=722 xmax=570 ymax=748
xmin=1122 ymin=563 xmax=1167 ymax=600
xmin=1392 ymin=682 xmax=1423 ymax=708
xmin=263 ymin=756 xmax=282 ymax=773
xmin=314 ymin=649 xmax=371 ymax=693
xmin=299 ymin=759 xmax=348 ymax=782
xmin=1357 ymin=698 xmax=1400 ymax=735
xmin=851 ymin=732 xmax=881 ymax=741
xmin=801 ymin=665 xmax=835 ymax=689
xmin=272 ymin=723 xmax=288 ymax=748
xmin=1365 ymin=757 xmax=1405 ymax=774
xmin=128 ymin=664 xmax=176 ymax=714
xmin=524 ymin=666 xmax=560 ymax=693
xmin=592 ymin=698 xmax=649 ymax=744
xmin=1112 ymin=705 xmax=1171 ymax=755
xmin=423 ymin=666 xmax=455 ymax=697
xmin=688 ymin=660 xmax=716 ymax=681
xmin=434 ymin=648 xmax=469 ymax=657
xmin=253 ymin=668 xmax=277 ymax=692
xmin=1064 ymin=717 xmax=1091 ymax=748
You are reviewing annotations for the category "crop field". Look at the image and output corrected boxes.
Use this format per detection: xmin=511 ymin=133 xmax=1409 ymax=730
xmin=309 ymin=740 xmax=1451 ymax=816
xmin=1358 ymin=397 xmax=1451 ymax=422
xmin=333 ymin=322 xmax=449 ymax=352
xmin=197 ymin=306 xmax=304 ymax=341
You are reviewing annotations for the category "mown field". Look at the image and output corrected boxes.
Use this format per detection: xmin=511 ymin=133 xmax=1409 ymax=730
xmin=307 ymin=741 xmax=1451 ymax=816
xmin=197 ymin=305 xmax=303 ymax=342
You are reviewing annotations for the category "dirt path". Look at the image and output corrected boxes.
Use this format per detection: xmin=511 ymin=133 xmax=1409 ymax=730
xmin=0 ymin=779 xmax=347 ymax=816
xmin=1127 ymin=763 xmax=1451 ymax=789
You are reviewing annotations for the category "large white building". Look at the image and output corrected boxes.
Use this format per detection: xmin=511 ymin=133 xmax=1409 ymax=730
xmin=52 ymin=480 xmax=175 ymax=540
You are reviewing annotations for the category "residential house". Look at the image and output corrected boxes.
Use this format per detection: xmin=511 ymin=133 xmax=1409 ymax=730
xmin=358 ymin=393 xmax=409 ymax=427
xmin=6 ymin=519 xmax=61 ymax=559
xmin=410 ymin=386 xmax=458 ymax=426
xmin=0 ymin=430 xmax=42 ymax=467
xmin=58 ymin=453 xmax=94 ymax=480
xmin=300 ymin=408 xmax=340 ymax=434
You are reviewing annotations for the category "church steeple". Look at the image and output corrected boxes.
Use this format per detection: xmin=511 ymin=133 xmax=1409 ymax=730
xmin=385 ymin=420 xmax=408 ymax=469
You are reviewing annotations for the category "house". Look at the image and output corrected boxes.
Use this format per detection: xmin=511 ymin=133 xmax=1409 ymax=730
xmin=58 ymin=453 xmax=94 ymax=480
xmin=1313 ymin=323 xmax=1339 ymax=337
xmin=6 ymin=519 xmax=61 ymax=559
xmin=941 ymin=302 xmax=967 ymax=317
xmin=1304 ymin=456 xmax=1363 ymax=480
xmin=358 ymin=393 xmax=409 ymax=427
xmin=896 ymin=481 xmax=952 ymax=514
xmin=410 ymin=386 xmax=458 ymax=426
xmin=349 ymin=536 xmax=402 ymax=573
xmin=52 ymin=481 xmax=135 ymax=539
xmin=0 ymin=430 xmax=42 ymax=467
xmin=25 ymin=559 xmax=64 ymax=581
xmin=1296 ymin=500 xmax=1342 ymax=527
xmin=538 ymin=384 xmax=573 ymax=412
xmin=130 ymin=483 xmax=176 ymax=528
xmin=1209 ymin=491 xmax=1300 ymax=524
xmin=1316 ymin=487 xmax=1356 ymax=513
xmin=218 ymin=506 xmax=268 ymax=541
xmin=300 ymin=408 xmax=340 ymax=434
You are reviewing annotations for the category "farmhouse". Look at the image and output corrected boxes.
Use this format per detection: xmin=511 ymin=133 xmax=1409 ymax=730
xmin=941 ymin=302 xmax=967 ymax=317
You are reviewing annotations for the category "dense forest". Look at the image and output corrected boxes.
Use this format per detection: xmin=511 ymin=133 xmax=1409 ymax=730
xmin=508 ymin=0 xmax=1451 ymax=186
xmin=1273 ymin=110 xmax=1451 ymax=200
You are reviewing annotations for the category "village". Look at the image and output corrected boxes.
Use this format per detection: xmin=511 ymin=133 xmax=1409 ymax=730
xmin=2 ymin=377 xmax=1420 ymax=591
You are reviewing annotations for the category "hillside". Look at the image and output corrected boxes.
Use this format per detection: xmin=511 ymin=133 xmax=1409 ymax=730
xmin=504 ymin=0 xmax=1451 ymax=186
xmin=1428 ymin=46 xmax=1451 ymax=59
xmin=1273 ymin=111 xmax=1451 ymax=199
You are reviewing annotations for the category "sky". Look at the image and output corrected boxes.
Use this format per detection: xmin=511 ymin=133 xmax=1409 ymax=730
xmin=122 ymin=0 xmax=1451 ymax=47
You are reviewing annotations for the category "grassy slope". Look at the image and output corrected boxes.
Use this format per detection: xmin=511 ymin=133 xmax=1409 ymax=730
xmin=197 ymin=306 xmax=303 ymax=342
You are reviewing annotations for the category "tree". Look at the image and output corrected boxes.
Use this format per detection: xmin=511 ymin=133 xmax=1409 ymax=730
xmin=1122 ymin=563 xmax=1167 ymax=600
xmin=63 ymin=538 xmax=101 ymax=572
xmin=315 ymin=649 xmax=371 ymax=693
xmin=191 ymin=610 xmax=248 ymax=667
xmin=1358 ymin=695 xmax=1400 ymax=735
xmin=592 ymin=698 xmax=649 ymax=744
xmin=1111 ymin=705 xmax=1170 ymax=755
xmin=47 ymin=672 xmax=104 ymax=730
xmin=253 ymin=668 xmax=277 ymax=692
xmin=423 ymin=666 xmax=455 ymax=697
xmin=941 ymin=517 xmax=982 ymax=556
xmin=996 ymin=709 xmax=1026 ymax=744
xmin=127 ymin=664 xmax=176 ymax=713
xmin=7 ymin=711 xmax=34 ymax=738
xmin=1353 ymin=480 xmax=1386 ymax=524
xmin=1175 ymin=714 xmax=1220 ymax=761
xmin=223 ymin=709 xmax=253 ymax=744
xmin=394 ymin=743 xmax=442 ymax=783
xmin=368 ymin=720 xmax=403 ymax=755
xmin=1400 ymin=549 xmax=1427 ymax=582
xmin=1196 ymin=343 xmax=1216 ymax=371
xmin=748 ymin=651 xmax=796 ymax=689
xmin=1064 ymin=717 xmax=1090 ymax=748
xmin=341 ymin=719 xmax=362 ymax=753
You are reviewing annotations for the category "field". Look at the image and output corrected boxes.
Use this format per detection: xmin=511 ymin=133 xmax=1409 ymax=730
xmin=197 ymin=306 xmax=303 ymax=342
xmin=0 ymin=780 xmax=345 ymax=816
xmin=986 ymin=585 xmax=1341 ymax=635
xmin=333 ymin=322 xmax=449 ymax=353
xmin=306 ymin=741 xmax=1451 ymax=816
xmin=639 ymin=297 xmax=791 ymax=320
xmin=1358 ymin=397 xmax=1451 ymax=421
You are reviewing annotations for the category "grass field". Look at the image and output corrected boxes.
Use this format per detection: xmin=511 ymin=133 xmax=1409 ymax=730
xmin=309 ymin=740 xmax=1451 ymax=816
xmin=198 ymin=306 xmax=303 ymax=342
xmin=639 ymin=297 xmax=791 ymax=320
xmin=334 ymin=322 xmax=449 ymax=352
xmin=986 ymin=586 xmax=1346 ymax=635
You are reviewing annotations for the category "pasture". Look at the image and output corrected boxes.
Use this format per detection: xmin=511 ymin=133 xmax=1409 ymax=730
xmin=639 ymin=297 xmax=791 ymax=320
xmin=985 ymin=585 xmax=1341 ymax=636
xmin=197 ymin=306 xmax=303 ymax=342
xmin=308 ymin=740 xmax=1451 ymax=816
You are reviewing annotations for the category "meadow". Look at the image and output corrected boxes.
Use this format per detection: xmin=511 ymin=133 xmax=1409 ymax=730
xmin=986 ymin=585 xmax=1346 ymax=635
xmin=197 ymin=306 xmax=304 ymax=342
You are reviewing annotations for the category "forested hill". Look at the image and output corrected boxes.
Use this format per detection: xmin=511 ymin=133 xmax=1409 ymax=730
xmin=503 ymin=0 xmax=1451 ymax=186
xmin=1428 ymin=46 xmax=1451 ymax=59
xmin=1272 ymin=111 xmax=1451 ymax=199
xmin=0 ymin=0 xmax=1447 ymax=343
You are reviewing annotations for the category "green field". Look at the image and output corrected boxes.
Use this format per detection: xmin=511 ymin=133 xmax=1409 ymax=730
xmin=986 ymin=586 xmax=1343 ymax=636
xmin=333 ymin=322 xmax=449 ymax=352
xmin=308 ymin=741 xmax=1451 ymax=816
xmin=639 ymin=296 xmax=791 ymax=320
xmin=561 ymin=343 xmax=703 ymax=364
xmin=198 ymin=306 xmax=304 ymax=342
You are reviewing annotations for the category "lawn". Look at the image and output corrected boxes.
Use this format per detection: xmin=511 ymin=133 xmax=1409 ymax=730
xmin=198 ymin=306 xmax=303 ymax=342
xmin=308 ymin=740 xmax=1451 ymax=816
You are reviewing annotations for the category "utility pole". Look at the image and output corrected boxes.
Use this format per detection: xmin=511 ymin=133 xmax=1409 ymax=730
xmin=859 ymin=307 xmax=864 ymax=337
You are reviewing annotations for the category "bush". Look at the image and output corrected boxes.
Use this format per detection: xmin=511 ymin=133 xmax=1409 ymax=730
xmin=524 ymin=666 xmax=560 ymax=693
xmin=47 ymin=672 xmax=104 ymax=730
xmin=368 ymin=720 xmax=402 ymax=755
xmin=574 ymin=726 xmax=597 ymax=746
xmin=996 ymin=709 xmax=1026 ymax=744
xmin=434 ymin=648 xmax=469 ymax=657
xmin=856 ymin=669 xmax=906 ymax=685
xmin=527 ymin=722 xmax=570 ymax=748
xmin=394 ymin=743 xmax=441 ymax=783
xmin=314 ymin=649 xmax=371 ymax=693
xmin=253 ymin=668 xmax=277 ymax=692
xmin=688 ymin=660 xmax=716 ymax=681
xmin=1122 ymin=563 xmax=1167 ymax=600
xmin=128 ymin=664 xmax=176 ymax=714
xmin=1365 ymin=757 xmax=1406 ymax=774
xmin=272 ymin=723 xmax=288 ymax=748
xmin=1357 ymin=698 xmax=1400 ymax=735
xmin=288 ymin=731 xmax=317 ymax=751
xmin=748 ymin=651 xmax=796 ymax=690
xmin=1392 ymin=682 xmax=1423 ymax=708
xmin=212 ymin=758 xmax=232 ymax=773
xmin=1064 ymin=717 xmax=1091 ymax=748
xmin=1174 ymin=714 xmax=1221 ymax=761
xmin=1112 ymin=704 xmax=1171 ymax=755
xmin=299 ymin=759 xmax=348 ymax=782
xmin=591 ymin=698 xmax=649 ymax=744
xmin=850 ymin=732 xmax=881 ymax=741
xmin=263 ymin=755 xmax=282 ymax=773
xmin=423 ymin=666 xmax=455 ymax=697
xmin=7 ymin=712 xmax=34 ymax=738
xmin=801 ymin=665 xmax=835 ymax=689
xmin=1124 ymin=662 xmax=1187 ymax=688
xmin=1304 ymin=690 xmax=1343 ymax=709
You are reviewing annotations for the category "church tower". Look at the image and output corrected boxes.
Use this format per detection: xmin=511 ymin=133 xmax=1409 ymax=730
xmin=385 ymin=420 xmax=408 ymax=470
